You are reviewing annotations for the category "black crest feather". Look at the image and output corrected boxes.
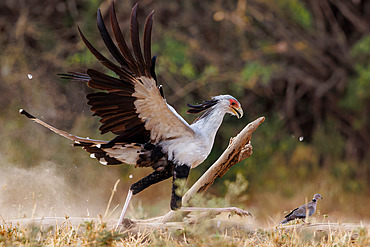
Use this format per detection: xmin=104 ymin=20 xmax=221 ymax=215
xmin=186 ymin=99 xmax=218 ymax=114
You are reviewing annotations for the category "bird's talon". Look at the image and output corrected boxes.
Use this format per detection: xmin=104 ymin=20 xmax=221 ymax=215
xmin=228 ymin=207 xmax=251 ymax=217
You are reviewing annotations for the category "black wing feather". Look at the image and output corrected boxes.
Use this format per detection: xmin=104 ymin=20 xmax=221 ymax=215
xmin=130 ymin=4 xmax=146 ymax=76
xmin=143 ymin=11 xmax=154 ymax=77
xmin=78 ymin=27 xmax=133 ymax=80
xmin=86 ymin=69 xmax=134 ymax=93
xmin=58 ymin=72 xmax=90 ymax=81
xmin=109 ymin=2 xmax=140 ymax=75
xmin=96 ymin=9 xmax=131 ymax=72
xmin=151 ymin=55 xmax=158 ymax=83
xmin=61 ymin=2 xmax=158 ymax=142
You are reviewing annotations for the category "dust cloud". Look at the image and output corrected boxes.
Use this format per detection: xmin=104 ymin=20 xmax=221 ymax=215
xmin=0 ymin=161 xmax=123 ymax=221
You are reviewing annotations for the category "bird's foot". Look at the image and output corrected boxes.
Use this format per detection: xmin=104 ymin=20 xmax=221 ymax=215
xmin=178 ymin=207 xmax=252 ymax=218
xmin=115 ymin=218 xmax=134 ymax=231
xmin=226 ymin=207 xmax=252 ymax=218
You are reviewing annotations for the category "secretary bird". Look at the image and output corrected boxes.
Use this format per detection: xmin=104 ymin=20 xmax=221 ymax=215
xmin=280 ymin=194 xmax=323 ymax=224
xmin=20 ymin=2 xmax=249 ymax=228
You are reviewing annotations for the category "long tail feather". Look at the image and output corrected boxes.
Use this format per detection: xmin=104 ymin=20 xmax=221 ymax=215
xmin=19 ymin=109 xmax=107 ymax=146
xmin=280 ymin=218 xmax=288 ymax=225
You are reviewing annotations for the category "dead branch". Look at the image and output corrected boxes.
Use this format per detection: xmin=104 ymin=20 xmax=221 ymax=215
xmin=129 ymin=116 xmax=265 ymax=224
xmin=184 ymin=116 xmax=265 ymax=197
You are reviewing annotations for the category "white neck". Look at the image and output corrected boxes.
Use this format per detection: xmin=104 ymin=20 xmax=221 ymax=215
xmin=190 ymin=106 xmax=226 ymax=147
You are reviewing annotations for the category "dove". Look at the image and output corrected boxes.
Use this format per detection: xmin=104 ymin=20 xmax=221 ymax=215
xmin=280 ymin=194 xmax=323 ymax=224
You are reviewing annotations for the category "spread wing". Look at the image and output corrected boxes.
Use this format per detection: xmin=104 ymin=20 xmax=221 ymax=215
xmin=63 ymin=3 xmax=194 ymax=145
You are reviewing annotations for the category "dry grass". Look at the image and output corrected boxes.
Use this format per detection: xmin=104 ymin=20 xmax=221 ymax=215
xmin=1 ymin=163 xmax=368 ymax=246
xmin=1 ymin=216 xmax=369 ymax=246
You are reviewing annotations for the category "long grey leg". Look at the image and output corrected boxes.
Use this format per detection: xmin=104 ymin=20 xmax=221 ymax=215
xmin=116 ymin=166 xmax=173 ymax=228
xmin=115 ymin=189 xmax=133 ymax=230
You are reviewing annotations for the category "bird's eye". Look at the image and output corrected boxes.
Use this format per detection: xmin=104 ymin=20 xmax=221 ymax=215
xmin=229 ymin=99 xmax=238 ymax=107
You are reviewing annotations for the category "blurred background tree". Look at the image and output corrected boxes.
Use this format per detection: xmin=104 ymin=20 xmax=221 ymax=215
xmin=0 ymin=0 xmax=369 ymax=223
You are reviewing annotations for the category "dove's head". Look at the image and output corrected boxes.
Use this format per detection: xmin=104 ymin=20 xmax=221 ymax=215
xmin=313 ymin=194 xmax=323 ymax=200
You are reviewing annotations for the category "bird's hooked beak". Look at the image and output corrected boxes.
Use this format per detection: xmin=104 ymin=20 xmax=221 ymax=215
xmin=231 ymin=106 xmax=243 ymax=119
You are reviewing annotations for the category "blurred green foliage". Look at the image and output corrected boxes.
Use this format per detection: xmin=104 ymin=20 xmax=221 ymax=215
xmin=340 ymin=36 xmax=370 ymax=113
xmin=0 ymin=0 xmax=369 ymax=220
xmin=156 ymin=36 xmax=197 ymax=80
xmin=240 ymin=62 xmax=275 ymax=86
xmin=274 ymin=0 xmax=313 ymax=29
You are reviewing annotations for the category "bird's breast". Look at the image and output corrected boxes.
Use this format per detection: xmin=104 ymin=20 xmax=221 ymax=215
xmin=308 ymin=205 xmax=316 ymax=216
xmin=160 ymin=137 xmax=210 ymax=168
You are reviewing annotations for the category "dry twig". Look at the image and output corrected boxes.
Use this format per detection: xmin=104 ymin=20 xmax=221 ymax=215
xmin=128 ymin=116 xmax=265 ymax=226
